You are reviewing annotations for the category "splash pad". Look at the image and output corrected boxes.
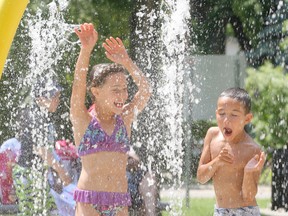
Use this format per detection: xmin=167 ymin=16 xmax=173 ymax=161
xmin=1 ymin=0 xmax=194 ymax=215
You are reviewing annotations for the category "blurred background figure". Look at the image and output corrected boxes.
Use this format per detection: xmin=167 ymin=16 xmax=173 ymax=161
xmin=38 ymin=139 xmax=80 ymax=216
xmin=0 ymin=138 xmax=21 ymax=205
xmin=13 ymin=78 xmax=62 ymax=215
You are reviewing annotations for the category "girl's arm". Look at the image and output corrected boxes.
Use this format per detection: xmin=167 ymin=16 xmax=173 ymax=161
xmin=70 ymin=23 xmax=98 ymax=145
xmin=103 ymin=37 xmax=151 ymax=127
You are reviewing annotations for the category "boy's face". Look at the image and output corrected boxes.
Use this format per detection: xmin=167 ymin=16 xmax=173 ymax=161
xmin=216 ymin=96 xmax=252 ymax=142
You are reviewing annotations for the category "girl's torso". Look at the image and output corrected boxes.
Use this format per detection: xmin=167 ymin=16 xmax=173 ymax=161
xmin=78 ymin=152 xmax=128 ymax=192
xmin=76 ymin=114 xmax=130 ymax=192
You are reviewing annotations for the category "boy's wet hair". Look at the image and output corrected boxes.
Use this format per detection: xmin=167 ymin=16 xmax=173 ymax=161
xmin=88 ymin=63 xmax=126 ymax=101
xmin=219 ymin=87 xmax=251 ymax=113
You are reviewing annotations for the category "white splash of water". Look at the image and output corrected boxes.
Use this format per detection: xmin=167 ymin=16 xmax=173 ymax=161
xmin=24 ymin=0 xmax=77 ymax=92
xmin=16 ymin=1 xmax=75 ymax=214
xmin=158 ymin=0 xmax=191 ymax=215
xmin=159 ymin=0 xmax=190 ymax=173
xmin=134 ymin=0 xmax=192 ymax=214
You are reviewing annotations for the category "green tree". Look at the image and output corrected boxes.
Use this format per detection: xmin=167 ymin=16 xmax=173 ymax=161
xmin=246 ymin=61 xmax=288 ymax=211
xmin=190 ymin=0 xmax=276 ymax=54
xmin=66 ymin=0 xmax=132 ymax=63
xmin=245 ymin=61 xmax=288 ymax=150
xmin=248 ymin=0 xmax=288 ymax=68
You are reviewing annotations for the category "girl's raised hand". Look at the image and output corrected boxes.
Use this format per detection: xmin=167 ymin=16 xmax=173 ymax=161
xmin=103 ymin=37 xmax=130 ymax=65
xmin=75 ymin=23 xmax=98 ymax=51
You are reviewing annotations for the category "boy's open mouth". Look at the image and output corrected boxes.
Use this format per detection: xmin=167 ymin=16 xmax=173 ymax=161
xmin=114 ymin=102 xmax=124 ymax=109
xmin=223 ymin=127 xmax=232 ymax=136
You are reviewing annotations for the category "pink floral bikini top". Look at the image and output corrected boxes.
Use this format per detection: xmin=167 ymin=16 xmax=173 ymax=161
xmin=78 ymin=115 xmax=130 ymax=157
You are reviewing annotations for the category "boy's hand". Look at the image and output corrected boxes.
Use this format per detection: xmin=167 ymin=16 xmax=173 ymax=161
xmin=244 ymin=151 xmax=266 ymax=173
xmin=75 ymin=23 xmax=98 ymax=51
xmin=217 ymin=147 xmax=234 ymax=165
xmin=103 ymin=37 xmax=130 ymax=66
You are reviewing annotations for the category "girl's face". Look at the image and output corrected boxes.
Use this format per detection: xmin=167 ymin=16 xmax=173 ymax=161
xmin=92 ymin=72 xmax=128 ymax=115
xmin=216 ymin=96 xmax=252 ymax=142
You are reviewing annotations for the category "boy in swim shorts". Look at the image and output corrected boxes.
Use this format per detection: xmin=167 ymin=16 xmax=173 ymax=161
xmin=197 ymin=88 xmax=266 ymax=216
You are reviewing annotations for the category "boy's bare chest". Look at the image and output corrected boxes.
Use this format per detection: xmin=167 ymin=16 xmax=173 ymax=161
xmin=211 ymin=140 xmax=253 ymax=169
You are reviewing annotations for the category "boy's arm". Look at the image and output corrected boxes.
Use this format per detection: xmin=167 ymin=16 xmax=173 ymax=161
xmin=242 ymin=151 xmax=266 ymax=202
xmin=197 ymin=128 xmax=219 ymax=184
xmin=103 ymin=37 xmax=151 ymax=126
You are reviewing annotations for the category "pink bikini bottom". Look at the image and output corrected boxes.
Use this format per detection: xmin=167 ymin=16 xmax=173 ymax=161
xmin=73 ymin=188 xmax=131 ymax=206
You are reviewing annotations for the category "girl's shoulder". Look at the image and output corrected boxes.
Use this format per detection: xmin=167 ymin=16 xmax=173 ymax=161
xmin=119 ymin=113 xmax=132 ymax=138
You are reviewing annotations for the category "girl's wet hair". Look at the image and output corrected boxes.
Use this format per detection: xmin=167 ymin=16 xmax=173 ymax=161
xmin=88 ymin=63 xmax=126 ymax=101
xmin=219 ymin=87 xmax=251 ymax=113
xmin=89 ymin=63 xmax=126 ymax=87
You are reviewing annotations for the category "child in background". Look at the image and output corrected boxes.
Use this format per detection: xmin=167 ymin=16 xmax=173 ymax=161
xmin=197 ymin=87 xmax=266 ymax=216
xmin=70 ymin=23 xmax=151 ymax=215
xmin=38 ymin=139 xmax=80 ymax=216
xmin=14 ymin=81 xmax=62 ymax=215
xmin=0 ymin=138 xmax=21 ymax=204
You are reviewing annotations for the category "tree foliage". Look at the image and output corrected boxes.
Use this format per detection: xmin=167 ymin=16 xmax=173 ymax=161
xmin=248 ymin=1 xmax=288 ymax=68
xmin=245 ymin=62 xmax=288 ymax=150
xmin=66 ymin=0 xmax=132 ymax=61
xmin=190 ymin=0 xmax=275 ymax=54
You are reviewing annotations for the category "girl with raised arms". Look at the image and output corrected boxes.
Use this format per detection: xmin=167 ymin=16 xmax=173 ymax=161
xmin=70 ymin=23 xmax=151 ymax=216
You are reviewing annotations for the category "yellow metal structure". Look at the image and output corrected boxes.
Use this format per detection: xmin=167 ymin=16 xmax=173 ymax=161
xmin=0 ymin=0 xmax=29 ymax=79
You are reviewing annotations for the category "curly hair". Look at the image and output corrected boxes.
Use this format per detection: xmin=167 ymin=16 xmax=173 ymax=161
xmin=88 ymin=63 xmax=127 ymax=101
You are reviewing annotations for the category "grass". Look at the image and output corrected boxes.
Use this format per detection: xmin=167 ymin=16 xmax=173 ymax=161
xmin=161 ymin=198 xmax=271 ymax=216
xmin=259 ymin=166 xmax=272 ymax=185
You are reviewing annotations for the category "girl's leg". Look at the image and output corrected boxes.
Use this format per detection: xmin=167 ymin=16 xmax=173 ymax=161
xmin=75 ymin=202 xmax=100 ymax=216
xmin=116 ymin=206 xmax=128 ymax=216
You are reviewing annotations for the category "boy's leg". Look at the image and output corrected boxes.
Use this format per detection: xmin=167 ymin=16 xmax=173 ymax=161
xmin=1 ymin=167 xmax=16 ymax=204
xmin=1 ymin=183 xmax=16 ymax=204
